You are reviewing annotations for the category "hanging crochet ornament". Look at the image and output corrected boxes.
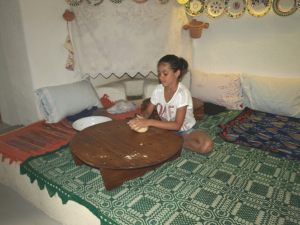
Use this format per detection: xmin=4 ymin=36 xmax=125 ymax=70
xmin=63 ymin=10 xmax=76 ymax=70
xmin=64 ymin=35 xmax=75 ymax=71
xmin=63 ymin=9 xmax=75 ymax=22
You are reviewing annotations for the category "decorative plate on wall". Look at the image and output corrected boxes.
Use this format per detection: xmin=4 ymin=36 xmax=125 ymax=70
xmin=247 ymin=0 xmax=272 ymax=17
xmin=205 ymin=0 xmax=226 ymax=18
xmin=185 ymin=0 xmax=205 ymax=16
xmin=272 ymin=0 xmax=298 ymax=16
xmin=86 ymin=0 xmax=104 ymax=6
xmin=225 ymin=0 xmax=246 ymax=18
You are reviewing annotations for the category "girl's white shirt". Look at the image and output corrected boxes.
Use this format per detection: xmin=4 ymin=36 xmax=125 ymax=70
xmin=150 ymin=82 xmax=196 ymax=131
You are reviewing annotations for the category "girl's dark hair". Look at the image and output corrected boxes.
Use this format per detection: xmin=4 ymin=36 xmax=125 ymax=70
xmin=158 ymin=54 xmax=188 ymax=80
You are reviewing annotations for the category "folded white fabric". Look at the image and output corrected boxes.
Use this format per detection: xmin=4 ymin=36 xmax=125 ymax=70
xmin=36 ymin=79 xmax=100 ymax=123
xmin=106 ymin=100 xmax=137 ymax=114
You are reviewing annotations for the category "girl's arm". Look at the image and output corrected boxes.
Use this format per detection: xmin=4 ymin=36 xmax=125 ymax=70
xmin=140 ymin=101 xmax=156 ymax=119
xmin=129 ymin=105 xmax=187 ymax=131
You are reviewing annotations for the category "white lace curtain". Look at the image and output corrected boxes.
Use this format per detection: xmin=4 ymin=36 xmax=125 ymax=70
xmin=70 ymin=0 xmax=192 ymax=78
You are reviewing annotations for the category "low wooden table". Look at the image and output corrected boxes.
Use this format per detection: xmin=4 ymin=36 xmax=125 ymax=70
xmin=70 ymin=119 xmax=183 ymax=190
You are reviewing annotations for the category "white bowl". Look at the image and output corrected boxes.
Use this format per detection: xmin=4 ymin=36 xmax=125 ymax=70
xmin=72 ymin=116 xmax=112 ymax=131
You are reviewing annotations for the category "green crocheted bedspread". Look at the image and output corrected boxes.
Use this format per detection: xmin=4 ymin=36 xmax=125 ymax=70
xmin=20 ymin=111 xmax=300 ymax=225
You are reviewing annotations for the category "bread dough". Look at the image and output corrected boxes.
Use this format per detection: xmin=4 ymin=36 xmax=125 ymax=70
xmin=128 ymin=115 xmax=148 ymax=133
xmin=128 ymin=122 xmax=148 ymax=133
xmin=135 ymin=126 xmax=148 ymax=133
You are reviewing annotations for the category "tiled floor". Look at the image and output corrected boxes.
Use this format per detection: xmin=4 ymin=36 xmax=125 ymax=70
xmin=0 ymin=184 xmax=62 ymax=225
xmin=0 ymin=122 xmax=62 ymax=225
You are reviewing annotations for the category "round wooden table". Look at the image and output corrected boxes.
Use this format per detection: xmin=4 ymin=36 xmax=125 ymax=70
xmin=70 ymin=119 xmax=183 ymax=190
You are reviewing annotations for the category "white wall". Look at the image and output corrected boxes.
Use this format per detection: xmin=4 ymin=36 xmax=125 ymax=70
xmin=1 ymin=1 xmax=299 ymax=125
xmin=0 ymin=0 xmax=79 ymax=125
xmin=19 ymin=0 xmax=80 ymax=88
xmin=0 ymin=0 xmax=38 ymax=125
xmin=191 ymin=11 xmax=300 ymax=76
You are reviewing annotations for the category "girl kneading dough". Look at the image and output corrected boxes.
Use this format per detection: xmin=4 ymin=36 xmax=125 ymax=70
xmin=128 ymin=55 xmax=213 ymax=154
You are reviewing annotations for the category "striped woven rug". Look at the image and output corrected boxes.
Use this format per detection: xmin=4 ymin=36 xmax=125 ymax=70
xmin=0 ymin=119 xmax=76 ymax=163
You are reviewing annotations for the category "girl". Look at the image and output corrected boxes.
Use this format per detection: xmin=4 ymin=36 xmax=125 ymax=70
xmin=128 ymin=55 xmax=213 ymax=154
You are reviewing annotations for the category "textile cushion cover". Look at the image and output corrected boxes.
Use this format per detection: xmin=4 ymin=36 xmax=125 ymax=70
xmin=191 ymin=70 xmax=244 ymax=110
xmin=36 ymin=80 xmax=100 ymax=123
xmin=241 ymin=74 xmax=300 ymax=118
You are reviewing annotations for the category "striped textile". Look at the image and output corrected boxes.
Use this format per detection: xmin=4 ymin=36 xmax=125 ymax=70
xmin=0 ymin=119 xmax=76 ymax=163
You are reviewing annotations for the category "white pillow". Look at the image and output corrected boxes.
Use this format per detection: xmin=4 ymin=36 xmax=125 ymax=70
xmin=123 ymin=79 xmax=144 ymax=97
xmin=191 ymin=70 xmax=244 ymax=110
xmin=36 ymin=80 xmax=100 ymax=123
xmin=95 ymin=81 xmax=127 ymax=101
xmin=143 ymin=79 xmax=159 ymax=99
xmin=241 ymin=74 xmax=300 ymax=118
xmin=181 ymin=71 xmax=191 ymax=90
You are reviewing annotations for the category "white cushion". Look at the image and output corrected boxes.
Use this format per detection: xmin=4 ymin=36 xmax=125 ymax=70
xmin=123 ymin=79 xmax=144 ymax=96
xmin=191 ymin=70 xmax=244 ymax=110
xmin=95 ymin=81 xmax=126 ymax=102
xmin=35 ymin=80 xmax=100 ymax=123
xmin=241 ymin=74 xmax=300 ymax=118
xmin=181 ymin=71 xmax=191 ymax=89
xmin=143 ymin=79 xmax=159 ymax=99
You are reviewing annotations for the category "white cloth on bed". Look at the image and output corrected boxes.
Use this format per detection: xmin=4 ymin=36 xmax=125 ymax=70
xmin=70 ymin=1 xmax=192 ymax=78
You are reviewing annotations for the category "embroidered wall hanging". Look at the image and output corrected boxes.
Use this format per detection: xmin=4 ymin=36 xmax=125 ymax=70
xmin=68 ymin=0 xmax=192 ymax=78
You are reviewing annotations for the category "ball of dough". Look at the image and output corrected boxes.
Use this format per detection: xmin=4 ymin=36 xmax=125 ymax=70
xmin=129 ymin=114 xmax=148 ymax=133
xmin=135 ymin=126 xmax=148 ymax=133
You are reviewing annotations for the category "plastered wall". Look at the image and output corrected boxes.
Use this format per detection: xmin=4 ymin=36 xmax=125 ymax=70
xmin=191 ymin=12 xmax=300 ymax=76
xmin=0 ymin=1 xmax=299 ymax=125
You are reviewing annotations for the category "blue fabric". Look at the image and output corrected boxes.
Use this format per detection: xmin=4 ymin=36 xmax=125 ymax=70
xmin=219 ymin=108 xmax=300 ymax=161
xmin=66 ymin=106 xmax=98 ymax=122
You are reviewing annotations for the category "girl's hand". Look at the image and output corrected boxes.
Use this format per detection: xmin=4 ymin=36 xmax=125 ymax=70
xmin=128 ymin=116 xmax=148 ymax=133
xmin=136 ymin=114 xmax=144 ymax=119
